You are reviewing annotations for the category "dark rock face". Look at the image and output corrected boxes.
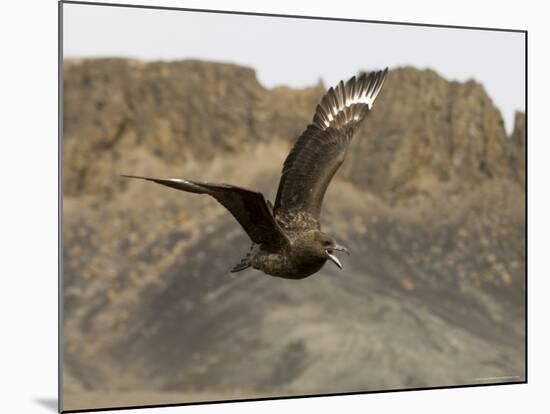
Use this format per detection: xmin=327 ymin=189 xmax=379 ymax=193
xmin=508 ymin=111 xmax=526 ymax=188
xmin=62 ymin=59 xmax=525 ymax=410
xmin=342 ymin=68 xmax=514 ymax=201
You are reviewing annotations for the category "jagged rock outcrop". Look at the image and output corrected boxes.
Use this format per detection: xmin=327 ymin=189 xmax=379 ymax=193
xmin=342 ymin=68 xmax=514 ymax=201
xmin=508 ymin=111 xmax=526 ymax=188
xmin=63 ymin=59 xmax=323 ymax=197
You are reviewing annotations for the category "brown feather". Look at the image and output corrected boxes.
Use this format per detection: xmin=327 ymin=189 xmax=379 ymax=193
xmin=273 ymin=69 xmax=388 ymax=226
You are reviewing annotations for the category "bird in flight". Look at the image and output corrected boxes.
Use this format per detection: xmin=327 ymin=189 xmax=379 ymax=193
xmin=124 ymin=68 xmax=388 ymax=279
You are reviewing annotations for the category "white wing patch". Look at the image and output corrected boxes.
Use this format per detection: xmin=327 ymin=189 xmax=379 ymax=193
xmin=315 ymin=69 xmax=388 ymax=130
xmin=322 ymin=93 xmax=376 ymax=126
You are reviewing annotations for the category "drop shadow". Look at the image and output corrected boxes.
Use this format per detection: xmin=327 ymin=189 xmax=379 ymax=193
xmin=35 ymin=398 xmax=58 ymax=412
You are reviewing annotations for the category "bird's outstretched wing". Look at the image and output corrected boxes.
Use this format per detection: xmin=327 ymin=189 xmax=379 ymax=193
xmin=123 ymin=175 xmax=290 ymax=249
xmin=274 ymin=69 xmax=388 ymax=223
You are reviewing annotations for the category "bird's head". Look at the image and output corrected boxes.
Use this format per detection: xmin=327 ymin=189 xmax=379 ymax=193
xmin=294 ymin=230 xmax=350 ymax=270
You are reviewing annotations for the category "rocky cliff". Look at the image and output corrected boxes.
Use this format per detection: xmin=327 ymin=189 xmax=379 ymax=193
xmin=62 ymin=59 xmax=525 ymax=411
xmin=63 ymin=59 xmax=522 ymax=200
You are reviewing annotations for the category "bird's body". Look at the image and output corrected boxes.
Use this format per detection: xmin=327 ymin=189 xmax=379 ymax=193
xmin=124 ymin=69 xmax=388 ymax=279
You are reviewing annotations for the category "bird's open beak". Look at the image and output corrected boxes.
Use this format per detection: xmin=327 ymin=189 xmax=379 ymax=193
xmin=326 ymin=251 xmax=343 ymax=269
xmin=326 ymin=244 xmax=349 ymax=270
xmin=334 ymin=244 xmax=350 ymax=255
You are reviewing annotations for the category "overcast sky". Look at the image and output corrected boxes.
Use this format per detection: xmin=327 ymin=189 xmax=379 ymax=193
xmin=63 ymin=3 xmax=525 ymax=133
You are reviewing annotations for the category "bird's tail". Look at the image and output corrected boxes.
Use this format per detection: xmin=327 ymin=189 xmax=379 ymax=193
xmin=231 ymin=242 xmax=256 ymax=273
xmin=121 ymin=175 xmax=211 ymax=194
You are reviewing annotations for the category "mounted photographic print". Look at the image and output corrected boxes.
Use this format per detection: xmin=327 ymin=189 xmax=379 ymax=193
xmin=60 ymin=1 xmax=527 ymax=412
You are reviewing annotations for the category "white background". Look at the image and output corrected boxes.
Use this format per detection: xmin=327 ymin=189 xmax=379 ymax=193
xmin=0 ymin=0 xmax=546 ymax=413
